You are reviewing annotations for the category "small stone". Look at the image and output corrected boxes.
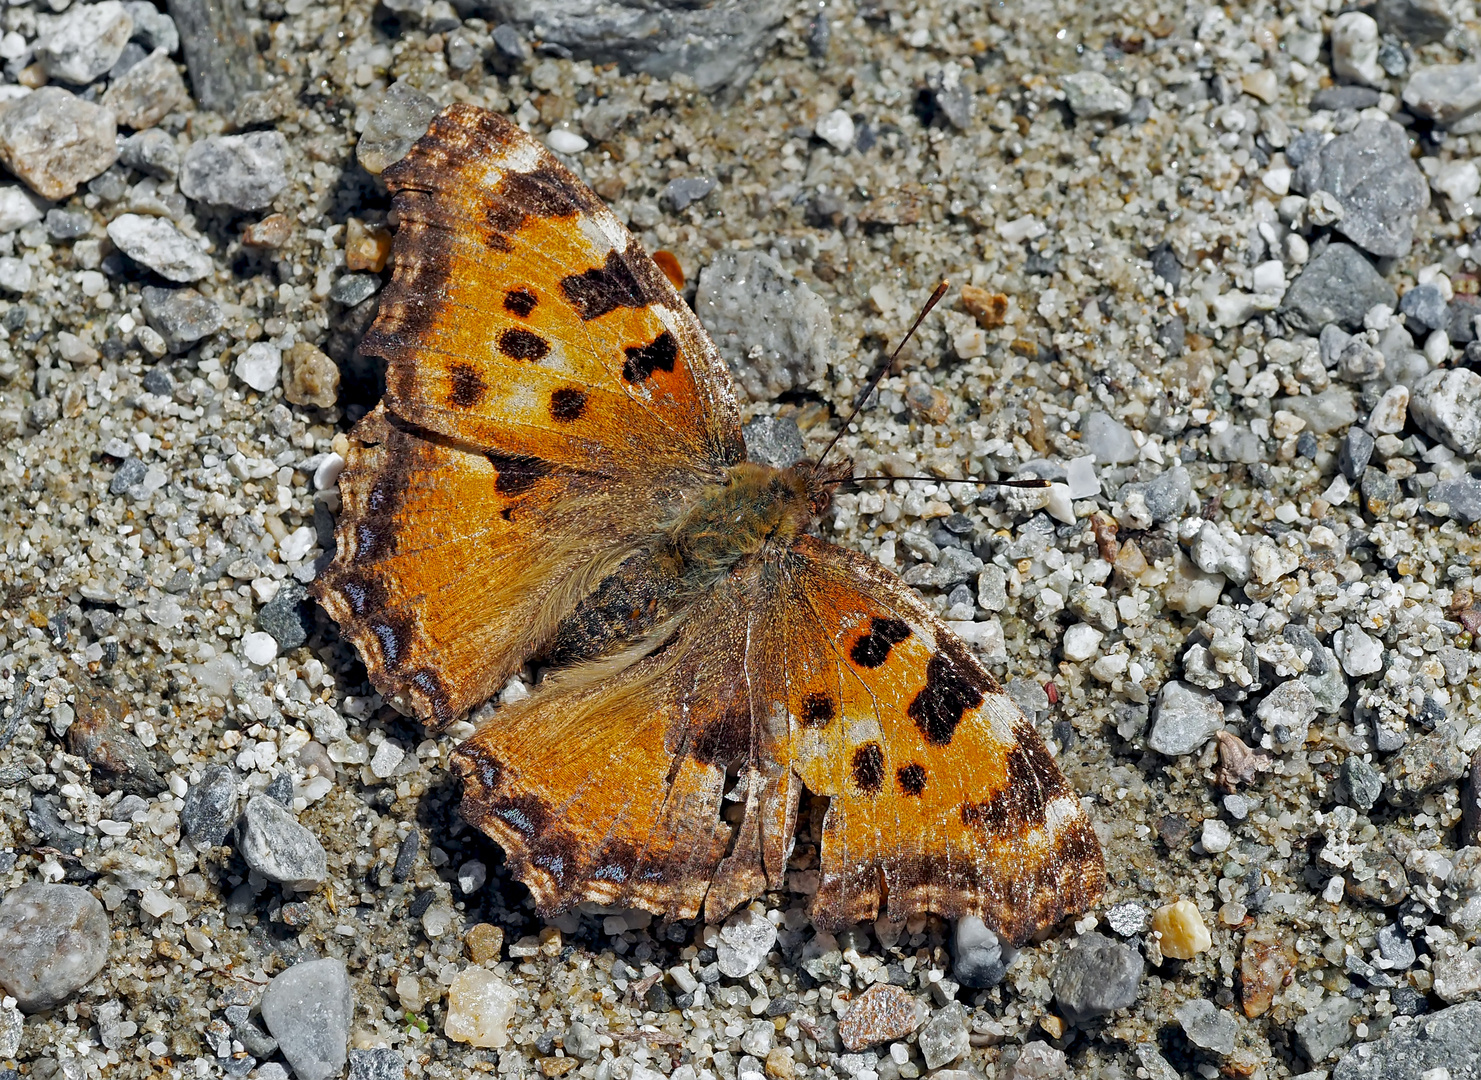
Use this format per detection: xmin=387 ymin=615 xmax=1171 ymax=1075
xmin=917 ymin=1004 xmax=968 ymax=1069
xmin=1347 ymin=849 xmax=1409 ymax=906
xmin=235 ymin=341 xmax=281 ymax=392
xmin=1276 ymin=387 xmax=1359 ymax=434
xmin=243 ymin=630 xmax=278 ymax=665
xmin=107 ymin=213 xmax=212 ymax=282
xmin=1148 ymin=681 xmax=1226 ymax=757
xmin=564 ymin=1019 xmax=601 ymax=1060
xmin=0 ymin=186 xmax=45 ymax=233
xmin=180 ymin=131 xmax=290 ymax=211
xmin=1282 ymin=242 xmax=1397 ymax=333
xmin=952 ymin=915 xmax=1011 ymax=988
xmin=66 ymin=678 xmax=164 ymax=795
xmin=1339 ymin=427 xmax=1375 ymax=481
xmin=1377 ymin=924 xmax=1417 ymax=969
xmin=344 ymin=218 xmax=392 ymax=271
xmin=0 ymin=86 xmax=118 ymax=200
xmin=282 ymin=341 xmax=339 ymax=408
xmin=0 ymin=997 xmax=20 ymax=1057
xmin=242 ymin=212 xmax=292 ymax=248
xmin=1388 ymin=725 xmax=1469 ymax=806
xmin=101 ymin=48 xmax=187 ymax=130
xmin=1296 ymin=120 xmax=1429 ymax=257
xmin=1152 ymin=899 xmax=1212 ymax=960
xmin=36 ymin=0 xmax=132 ymax=84
xmin=259 ymin=579 xmax=309 ymax=649
xmin=1368 ymin=385 xmax=1410 ymax=435
xmin=1062 ymin=623 xmax=1103 ymax=663
xmin=237 ymin=794 xmax=327 ymax=890
xmin=1105 ymin=902 xmax=1147 ymax=937
xmin=0 ymin=883 xmax=111 ymax=1012
xmin=1375 ymin=0 xmax=1452 ymax=44
xmin=1340 ymin=756 xmax=1384 ymax=811
xmin=1334 ymin=625 xmax=1384 ymax=677
xmin=124 ymin=0 xmax=178 ymax=52
xmin=1007 ymin=1043 xmax=1068 ymax=1080
xmin=1061 ymin=71 xmax=1131 ymax=117
xmin=1311 ymin=85 xmax=1384 ymax=111
xmin=1175 ymin=999 xmax=1237 ymax=1056
xmin=1240 ymin=928 xmax=1296 ymax=1019
xmin=740 ymin=415 xmax=805 ymax=470
xmin=140 ymin=285 xmax=223 ymax=352
xmin=464 ymin=922 xmax=504 ymax=963
xmin=814 ymin=109 xmax=855 ymax=152
xmin=357 ymin=81 xmax=439 ymax=175
xmin=1331 ymin=12 xmax=1384 ymax=88
xmin=1362 ymin=466 xmax=1400 ymax=516
xmin=1331 ymin=1001 xmax=1481 ymax=1079
xmin=837 ymin=984 xmax=922 ymax=1051
xmin=1401 ymin=283 xmax=1449 ymax=332
xmin=181 ymin=763 xmax=238 ymax=847
xmin=349 ymin=1048 xmax=405 ymax=1080
xmin=1295 ymin=995 xmax=1359 ymax=1062
xmin=1411 ymin=367 xmax=1481 ymax=454
xmin=717 ymin=906 xmax=777 ymax=977
xmin=1431 ymin=477 xmax=1481 ymax=525
xmin=695 ymin=250 xmax=831 ymax=400
xmin=119 ymin=128 xmax=179 ymax=179
xmin=444 ymin=967 xmax=517 ymax=1047
xmin=330 ymin=273 xmax=380 ymax=306
xmin=927 ymin=65 xmax=973 ymax=129
xmin=1201 ymin=818 xmax=1232 ymax=854
xmin=1080 ymin=411 xmax=1137 ymax=464
xmin=370 ymin=740 xmax=404 ymax=780
xmin=1403 ymin=62 xmax=1481 ymax=126
xmin=1051 ymin=932 xmax=1144 ymax=1023
xmin=260 ymin=959 xmax=352 ymax=1080
xmin=661 ymin=176 xmax=716 ymax=212
xmin=1256 ymin=679 xmax=1318 ymax=752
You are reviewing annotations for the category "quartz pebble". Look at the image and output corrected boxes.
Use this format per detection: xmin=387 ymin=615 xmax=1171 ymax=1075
xmin=357 ymin=81 xmax=439 ymax=174
xmin=837 ymin=984 xmax=921 ymax=1051
xmin=1403 ymin=62 xmax=1481 ymax=126
xmin=1175 ymin=999 xmax=1237 ymax=1056
xmin=952 ymin=915 xmax=1012 ymax=987
xmin=0 ymin=87 xmax=118 ymax=200
xmin=236 ymin=794 xmax=327 ymax=890
xmin=0 ymin=883 xmax=111 ymax=1011
xmin=1410 ymin=367 xmax=1481 ymax=454
xmin=1153 ymin=900 xmax=1212 ymax=959
xmin=1295 ymin=995 xmax=1359 ymax=1062
xmin=140 ymin=285 xmax=223 ymax=352
xmin=243 ymin=630 xmax=279 ymax=665
xmin=444 ymin=967 xmax=517 ymax=1047
xmin=0 ymin=185 xmax=46 ymax=233
xmin=107 ymin=214 xmax=212 ymax=282
xmin=716 ymin=906 xmax=777 ymax=977
xmin=1334 ymin=625 xmax=1384 ymax=677
xmin=1148 ymin=681 xmax=1226 ymax=756
xmin=36 ymin=0 xmax=133 ymax=84
xmin=180 ymin=132 xmax=290 ymax=211
xmin=0 ymin=997 xmax=20 ymax=1057
xmin=917 ymin=1004 xmax=969 ymax=1069
xmin=814 ymin=109 xmax=855 ymax=152
xmin=235 ymin=341 xmax=282 ymax=392
xmin=1050 ymin=932 xmax=1144 ymax=1023
xmin=661 ymin=175 xmax=716 ymax=211
xmin=260 ymin=959 xmax=352 ymax=1080
xmin=1333 ymin=1002 xmax=1481 ymax=1079
xmin=1061 ymin=71 xmax=1131 ymax=117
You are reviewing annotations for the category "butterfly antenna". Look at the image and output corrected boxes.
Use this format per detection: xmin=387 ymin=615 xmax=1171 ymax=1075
xmin=816 ymin=279 xmax=951 ymax=469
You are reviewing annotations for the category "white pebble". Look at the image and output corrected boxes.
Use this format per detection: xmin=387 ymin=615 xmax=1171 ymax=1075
xmin=1252 ymin=260 xmax=1286 ymax=293
xmin=278 ymin=525 xmax=316 ymax=563
xmin=444 ymin=968 xmax=517 ymax=1047
xmin=235 ymin=342 xmax=282 ymax=392
xmin=1334 ymin=624 xmax=1384 ymax=677
xmin=1062 ymin=623 xmax=1104 ymax=663
xmin=1045 ymin=482 xmax=1075 ymax=524
xmin=546 ymin=129 xmax=588 ymax=154
xmin=1368 ymin=385 xmax=1409 ymax=435
xmin=814 ymin=108 xmax=855 ymax=152
xmin=1323 ymin=876 xmax=1346 ymax=903
xmin=1261 ymin=167 xmax=1291 ymax=196
xmin=369 ymin=740 xmax=404 ymax=779
xmin=313 ymin=453 xmax=345 ymax=491
xmin=243 ymin=631 xmax=279 ymax=666
xmin=1065 ymin=456 xmax=1100 ymax=499
xmin=1201 ymin=818 xmax=1232 ymax=854
xmin=1425 ymin=330 xmax=1451 ymax=366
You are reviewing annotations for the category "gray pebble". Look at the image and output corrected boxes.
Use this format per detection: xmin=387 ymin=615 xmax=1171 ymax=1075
xmin=330 ymin=273 xmax=381 ymax=307
xmin=181 ymin=764 xmax=238 ymax=847
xmin=1400 ymin=283 xmax=1448 ymax=332
xmin=119 ymin=128 xmax=180 ymax=179
xmin=1149 ymin=681 xmax=1226 ymax=756
xmin=1062 ymin=71 xmax=1132 ymax=118
xmin=1296 ymin=995 xmax=1359 ymax=1063
xmin=0 ymin=882 xmax=111 ymax=1012
xmin=107 ymin=214 xmax=213 ymax=282
xmin=110 ymin=39 xmax=149 ymax=79
xmin=349 ymin=1048 xmax=405 ymax=1080
xmin=1361 ymin=467 xmax=1400 ymax=516
xmin=1080 ymin=411 xmax=1138 ymax=464
xmin=1310 ymin=85 xmax=1383 ymax=111
xmin=28 ymin=794 xmax=86 ymax=851
xmin=1282 ymin=243 xmax=1397 ymax=333
xmin=1276 ymin=387 xmax=1359 ymax=434
xmin=743 ymin=415 xmax=805 ymax=469
xmin=0 ymin=87 xmax=119 ymax=202
xmin=1175 ymin=999 xmax=1237 ymax=1056
xmin=564 ymin=1020 xmax=602 ymax=1060
xmin=927 ymin=66 xmax=972 ymax=130
xmin=1447 ymin=294 xmax=1481 ymax=343
xmin=140 ymin=285 xmax=223 ymax=352
xmin=695 ymin=250 xmax=832 ymax=400
xmin=1119 ymin=466 xmax=1192 ymax=522
xmin=1340 ymin=755 xmax=1384 ymax=811
xmin=1295 ymin=121 xmax=1428 ymax=258
xmin=45 ymin=209 xmax=92 ymax=240
xmin=357 ymin=81 xmax=439 ymax=175
xmin=1402 ymin=62 xmax=1481 ymax=126
xmin=1374 ymin=0 xmax=1452 ymax=45
xmin=1210 ymin=425 xmax=1262 ymax=464
xmin=976 ymin=565 xmax=1007 ymax=612
xmin=264 ymin=770 xmax=293 ymax=807
xmin=101 ymin=47 xmax=189 ymax=131
xmin=259 ymin=580 xmax=311 ymax=649
xmin=951 ymin=915 xmax=1013 ymax=988
xmin=237 ymin=794 xmax=327 ymax=890
xmin=1256 ymin=679 xmax=1317 ymax=752
xmin=1430 ymin=477 xmax=1481 ymax=525
xmin=109 ymin=456 xmax=148 ymax=496
xmin=917 ymin=1004 xmax=969 ymax=1069
xmin=1050 ymin=932 xmax=1143 ymax=1023
xmin=125 ymin=0 xmax=179 ymax=53
xmin=490 ymin=23 xmax=530 ymax=63
xmin=180 ymin=131 xmax=290 ymax=211
xmin=224 ymin=1004 xmax=279 ymax=1058
xmin=1410 ymin=368 xmax=1481 ymax=455
xmin=1339 ymin=427 xmax=1375 ymax=481
xmin=661 ymin=175 xmax=716 ymax=211
xmin=260 ymin=958 xmax=352 ymax=1080
xmin=1387 ymin=724 xmax=1469 ymax=806
xmin=35 ymin=0 xmax=133 ymax=84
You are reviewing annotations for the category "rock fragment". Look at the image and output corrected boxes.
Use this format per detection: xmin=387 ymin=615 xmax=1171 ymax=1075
xmin=1051 ymin=932 xmax=1143 ymax=1023
xmin=107 ymin=213 xmax=211 ymax=282
xmin=237 ymin=794 xmax=327 ymax=890
xmin=0 ymin=883 xmax=110 ymax=1011
xmin=102 ymin=48 xmax=188 ymax=130
xmin=0 ymin=87 xmax=118 ymax=200
xmin=444 ymin=967 xmax=517 ymax=1047
xmin=180 ymin=131 xmax=289 ymax=210
xmin=837 ymin=984 xmax=922 ymax=1051
xmin=356 ymin=81 xmax=439 ymax=175
xmin=260 ymin=959 xmax=352 ymax=1080
xmin=36 ymin=0 xmax=133 ymax=84
xmin=140 ymin=285 xmax=222 ymax=352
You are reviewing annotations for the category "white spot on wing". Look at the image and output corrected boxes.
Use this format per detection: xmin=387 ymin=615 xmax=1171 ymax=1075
xmin=492 ymin=138 xmax=543 ymax=176
xmin=1043 ymin=794 xmax=1083 ymax=836
xmin=577 ymin=214 xmax=616 ymax=258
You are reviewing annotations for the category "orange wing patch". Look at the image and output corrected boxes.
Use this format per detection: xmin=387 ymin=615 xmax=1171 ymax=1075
xmin=363 ymin=105 xmax=742 ymax=478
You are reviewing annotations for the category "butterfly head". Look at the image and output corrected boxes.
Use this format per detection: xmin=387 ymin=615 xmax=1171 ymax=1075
xmin=787 ymin=456 xmax=855 ymax=518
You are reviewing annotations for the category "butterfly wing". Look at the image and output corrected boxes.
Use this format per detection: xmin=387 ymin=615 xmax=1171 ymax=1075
xmin=314 ymin=105 xmax=743 ymax=724
xmin=451 ymin=536 xmax=1103 ymax=943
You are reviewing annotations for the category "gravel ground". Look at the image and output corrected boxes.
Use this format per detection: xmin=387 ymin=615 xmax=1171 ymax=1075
xmin=0 ymin=0 xmax=1480 ymax=1078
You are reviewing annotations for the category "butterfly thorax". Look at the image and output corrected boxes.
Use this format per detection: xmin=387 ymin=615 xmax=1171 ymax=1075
xmin=543 ymin=461 xmax=838 ymax=667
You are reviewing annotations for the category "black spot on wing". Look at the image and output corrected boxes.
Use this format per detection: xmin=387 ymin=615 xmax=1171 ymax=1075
xmin=485 ymin=452 xmax=551 ymax=496
xmin=908 ymin=638 xmax=992 ymax=746
xmin=455 ymin=741 xmax=503 ymax=794
xmin=852 ymin=742 xmax=885 ymax=795
xmin=688 ymin=701 xmax=751 ymax=766
xmin=498 ymin=327 xmax=551 ymax=361
xmin=549 ymin=387 xmax=587 ymax=422
xmin=959 ymin=723 xmax=1070 ymax=833
xmin=849 ymin=617 xmax=912 ymax=669
xmin=800 ymin=692 xmax=835 ymax=729
xmin=622 ymin=330 xmax=678 ymax=384
xmin=504 ymin=288 xmax=538 ymax=317
xmin=447 ymin=362 xmax=487 ymax=408
xmin=560 ymin=247 xmax=657 ymax=321
xmin=896 ymin=763 xmax=927 ymax=796
xmin=485 ymin=167 xmax=588 ymax=248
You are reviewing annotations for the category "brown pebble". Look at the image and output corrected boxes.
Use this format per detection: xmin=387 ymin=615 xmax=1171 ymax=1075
xmin=764 ymin=1048 xmax=795 ymax=1080
xmin=1039 ymin=1014 xmax=1066 ymax=1039
xmin=1089 ymin=511 xmax=1119 ymax=562
xmin=537 ymin=1057 xmax=577 ymax=1077
xmin=1345 ymin=849 xmax=1408 ymax=907
xmin=857 ymin=185 xmax=925 ymax=226
xmin=345 ymin=217 xmax=393 ymax=272
xmin=1239 ymin=926 xmax=1295 ymax=1018
xmin=1214 ymin=731 xmax=1273 ymax=793
xmin=66 ymin=667 xmax=164 ymax=796
xmin=1155 ymin=813 xmax=1190 ymax=850
xmin=465 ymin=922 xmax=504 ymax=964
xmin=242 ymin=213 xmax=292 ymax=248
xmin=960 ymin=284 xmax=1008 ymax=328
xmin=282 ymin=341 xmax=340 ymax=408
xmin=837 ymin=983 xmax=922 ymax=1051
xmin=905 ymin=384 xmax=951 ymax=424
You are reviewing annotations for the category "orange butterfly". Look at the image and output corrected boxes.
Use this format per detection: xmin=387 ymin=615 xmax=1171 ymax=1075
xmin=314 ymin=105 xmax=1104 ymax=944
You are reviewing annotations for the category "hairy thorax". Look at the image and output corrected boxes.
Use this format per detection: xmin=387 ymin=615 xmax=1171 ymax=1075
xmin=545 ymin=462 xmax=828 ymax=665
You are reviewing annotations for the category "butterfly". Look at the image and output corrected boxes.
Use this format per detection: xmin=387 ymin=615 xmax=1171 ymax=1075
xmin=313 ymin=104 xmax=1104 ymax=945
